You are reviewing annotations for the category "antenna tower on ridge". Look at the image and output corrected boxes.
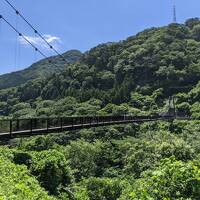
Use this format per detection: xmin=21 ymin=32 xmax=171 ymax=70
xmin=173 ymin=0 xmax=177 ymax=23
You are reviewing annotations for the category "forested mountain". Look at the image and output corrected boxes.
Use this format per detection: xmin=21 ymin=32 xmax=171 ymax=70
xmin=0 ymin=19 xmax=200 ymax=200
xmin=0 ymin=19 xmax=200 ymax=118
xmin=0 ymin=50 xmax=82 ymax=89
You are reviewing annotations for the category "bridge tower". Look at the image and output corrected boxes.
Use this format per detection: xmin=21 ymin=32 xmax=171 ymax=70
xmin=168 ymin=96 xmax=177 ymax=118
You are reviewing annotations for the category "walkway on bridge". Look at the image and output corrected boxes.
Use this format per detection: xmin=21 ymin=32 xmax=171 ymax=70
xmin=0 ymin=115 xmax=194 ymax=139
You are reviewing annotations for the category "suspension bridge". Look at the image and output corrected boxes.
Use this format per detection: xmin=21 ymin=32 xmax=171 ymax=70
xmin=0 ymin=1 xmax=198 ymax=140
xmin=0 ymin=115 xmax=195 ymax=139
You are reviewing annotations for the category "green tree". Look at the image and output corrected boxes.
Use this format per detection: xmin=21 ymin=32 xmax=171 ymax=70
xmin=31 ymin=150 xmax=73 ymax=194
xmin=119 ymin=157 xmax=200 ymax=200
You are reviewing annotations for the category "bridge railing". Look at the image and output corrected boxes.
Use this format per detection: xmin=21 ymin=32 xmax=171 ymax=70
xmin=12 ymin=119 xmax=31 ymax=132
xmin=0 ymin=116 xmax=129 ymax=135
xmin=0 ymin=115 xmax=191 ymax=137
xmin=0 ymin=120 xmax=10 ymax=134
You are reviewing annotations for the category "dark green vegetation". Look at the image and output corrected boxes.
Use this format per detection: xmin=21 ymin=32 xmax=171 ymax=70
xmin=0 ymin=50 xmax=82 ymax=90
xmin=0 ymin=18 xmax=200 ymax=199
xmin=1 ymin=121 xmax=200 ymax=199
xmin=0 ymin=19 xmax=200 ymax=118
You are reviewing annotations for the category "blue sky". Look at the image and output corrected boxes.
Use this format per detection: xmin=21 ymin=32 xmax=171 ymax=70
xmin=0 ymin=0 xmax=200 ymax=74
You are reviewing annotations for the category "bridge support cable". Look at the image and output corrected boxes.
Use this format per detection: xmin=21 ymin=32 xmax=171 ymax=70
xmin=0 ymin=14 xmax=61 ymax=68
xmin=60 ymin=118 xmax=63 ymax=131
xmin=4 ymin=0 xmax=68 ymax=63
xmin=14 ymin=13 xmax=22 ymax=71
xmin=14 ymin=14 xmax=18 ymax=71
xmin=0 ymin=16 xmax=2 ymax=43
xmin=30 ymin=119 xmax=33 ymax=135
xmin=0 ymin=15 xmax=47 ymax=58
xmin=33 ymin=30 xmax=37 ymax=63
xmin=9 ymin=120 xmax=12 ymax=138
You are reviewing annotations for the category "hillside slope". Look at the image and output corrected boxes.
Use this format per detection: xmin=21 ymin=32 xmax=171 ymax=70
xmin=0 ymin=50 xmax=82 ymax=89
xmin=0 ymin=19 xmax=200 ymax=118
xmin=0 ymin=18 xmax=199 ymax=200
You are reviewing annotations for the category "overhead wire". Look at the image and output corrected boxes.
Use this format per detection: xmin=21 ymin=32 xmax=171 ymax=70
xmin=33 ymin=30 xmax=37 ymax=63
xmin=0 ymin=14 xmax=48 ymax=59
xmin=0 ymin=14 xmax=64 ymax=70
xmin=14 ymin=13 xmax=18 ymax=70
xmin=4 ymin=0 xmax=67 ymax=62
xmin=0 ymin=14 xmax=2 ymax=43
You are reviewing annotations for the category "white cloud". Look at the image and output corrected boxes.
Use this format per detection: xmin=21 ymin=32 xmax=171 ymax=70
xmin=19 ymin=34 xmax=62 ymax=51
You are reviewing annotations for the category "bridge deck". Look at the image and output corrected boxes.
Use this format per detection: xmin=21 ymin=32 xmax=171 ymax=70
xmin=0 ymin=116 xmax=195 ymax=139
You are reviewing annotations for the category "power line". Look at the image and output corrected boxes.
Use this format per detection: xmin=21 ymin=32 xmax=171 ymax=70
xmin=4 ymin=0 xmax=67 ymax=62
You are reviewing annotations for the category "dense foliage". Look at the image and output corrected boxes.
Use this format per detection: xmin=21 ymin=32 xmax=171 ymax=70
xmin=0 ymin=19 xmax=199 ymax=199
xmin=0 ymin=50 xmax=82 ymax=90
xmin=0 ymin=148 xmax=56 ymax=200
xmin=0 ymin=120 xmax=199 ymax=199
xmin=0 ymin=20 xmax=200 ymax=118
